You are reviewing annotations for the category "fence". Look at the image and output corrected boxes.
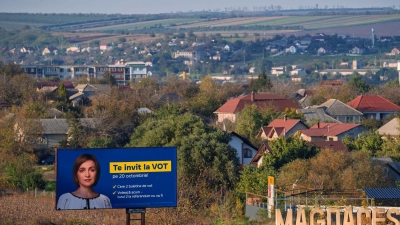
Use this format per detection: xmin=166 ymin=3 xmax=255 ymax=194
xmin=0 ymin=188 xmax=55 ymax=198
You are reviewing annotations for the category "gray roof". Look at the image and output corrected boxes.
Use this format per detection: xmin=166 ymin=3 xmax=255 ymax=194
xmin=299 ymin=108 xmax=340 ymax=123
xmin=363 ymin=188 xmax=400 ymax=199
xmin=319 ymin=99 xmax=363 ymax=116
xmin=40 ymin=119 xmax=69 ymax=134
xmin=40 ymin=118 xmax=99 ymax=134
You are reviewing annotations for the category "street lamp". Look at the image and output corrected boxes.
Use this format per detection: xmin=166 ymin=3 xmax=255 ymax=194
xmin=291 ymin=176 xmax=301 ymax=210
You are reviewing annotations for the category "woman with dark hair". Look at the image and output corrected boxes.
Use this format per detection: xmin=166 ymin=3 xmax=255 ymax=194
xmin=57 ymin=154 xmax=112 ymax=210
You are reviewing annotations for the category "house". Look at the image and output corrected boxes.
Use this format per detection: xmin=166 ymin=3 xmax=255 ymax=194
xmin=100 ymin=43 xmax=112 ymax=51
xmin=173 ymin=51 xmax=196 ymax=59
xmin=229 ymin=132 xmax=258 ymax=166
xmin=349 ymin=46 xmax=365 ymax=55
xmin=66 ymin=45 xmax=80 ymax=53
xmin=69 ymin=84 xmax=111 ymax=106
xmin=256 ymin=115 xmax=309 ymax=141
xmin=285 ymin=45 xmax=297 ymax=54
xmin=289 ymin=69 xmax=306 ymax=76
xmin=37 ymin=118 xmax=99 ymax=149
xmin=20 ymin=46 xmax=35 ymax=54
xmin=249 ymin=67 xmax=256 ymax=74
xmin=250 ymin=142 xmax=273 ymax=168
xmin=214 ymin=92 xmax=301 ymax=123
xmin=317 ymin=47 xmax=332 ymax=54
xmin=379 ymin=36 xmax=392 ymax=42
xmin=224 ymin=44 xmax=233 ymax=52
xmin=126 ymin=61 xmax=147 ymax=81
xmin=42 ymin=47 xmax=58 ymax=56
xmin=347 ymin=95 xmax=400 ymax=120
xmin=298 ymin=122 xmax=368 ymax=142
xmin=390 ymin=47 xmax=400 ymax=55
xmin=8 ymin=48 xmax=15 ymax=54
xmin=377 ymin=118 xmax=400 ymax=136
xmin=271 ymin=67 xmax=285 ymax=75
xmin=317 ymin=99 xmax=363 ymax=123
xmin=298 ymin=108 xmax=340 ymax=124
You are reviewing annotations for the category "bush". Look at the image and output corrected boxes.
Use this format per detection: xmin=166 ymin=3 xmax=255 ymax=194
xmin=45 ymin=181 xmax=56 ymax=191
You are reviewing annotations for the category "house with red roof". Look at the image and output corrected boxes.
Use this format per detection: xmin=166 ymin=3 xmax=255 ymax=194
xmin=347 ymin=95 xmax=400 ymax=120
xmin=214 ymin=92 xmax=301 ymax=123
xmin=310 ymin=141 xmax=348 ymax=152
xmin=256 ymin=115 xmax=308 ymax=140
xmin=297 ymin=122 xmax=368 ymax=141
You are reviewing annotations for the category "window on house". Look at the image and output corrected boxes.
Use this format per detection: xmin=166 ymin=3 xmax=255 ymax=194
xmin=328 ymin=137 xmax=334 ymax=141
xmin=112 ymin=68 xmax=116 ymax=72
xmin=118 ymin=68 xmax=122 ymax=72
xmin=60 ymin=68 xmax=64 ymax=72
xmin=244 ymin=148 xmax=252 ymax=158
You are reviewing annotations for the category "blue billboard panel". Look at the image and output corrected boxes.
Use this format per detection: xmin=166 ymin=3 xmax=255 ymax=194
xmin=56 ymin=147 xmax=177 ymax=210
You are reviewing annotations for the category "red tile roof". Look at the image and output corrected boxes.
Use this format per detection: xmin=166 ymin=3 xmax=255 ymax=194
xmin=347 ymin=95 xmax=400 ymax=112
xmin=214 ymin=93 xmax=300 ymax=114
xmin=257 ymin=119 xmax=308 ymax=138
xmin=302 ymin=123 xmax=363 ymax=136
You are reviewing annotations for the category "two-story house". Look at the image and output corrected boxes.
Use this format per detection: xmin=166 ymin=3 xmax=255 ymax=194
xmin=229 ymin=132 xmax=258 ymax=167
xmin=256 ymin=116 xmax=308 ymax=141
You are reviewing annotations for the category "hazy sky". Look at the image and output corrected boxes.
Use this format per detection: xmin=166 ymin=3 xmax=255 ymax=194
xmin=0 ymin=0 xmax=399 ymax=14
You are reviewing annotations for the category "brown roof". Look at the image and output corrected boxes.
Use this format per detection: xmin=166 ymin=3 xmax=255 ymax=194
xmin=347 ymin=95 xmax=400 ymax=112
xmin=250 ymin=142 xmax=273 ymax=166
xmin=214 ymin=93 xmax=300 ymax=114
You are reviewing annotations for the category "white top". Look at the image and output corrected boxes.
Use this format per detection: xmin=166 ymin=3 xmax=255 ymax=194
xmin=57 ymin=192 xmax=112 ymax=210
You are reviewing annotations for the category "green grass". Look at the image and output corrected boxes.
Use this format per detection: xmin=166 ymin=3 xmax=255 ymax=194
xmin=0 ymin=21 xmax=49 ymax=29
xmin=0 ymin=13 xmax=112 ymax=25
xmin=89 ymin=18 xmax=203 ymax=31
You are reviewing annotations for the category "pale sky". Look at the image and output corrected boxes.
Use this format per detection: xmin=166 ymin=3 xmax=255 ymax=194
xmin=0 ymin=0 xmax=399 ymax=14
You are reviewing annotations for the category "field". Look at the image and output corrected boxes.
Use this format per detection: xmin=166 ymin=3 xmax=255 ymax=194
xmin=85 ymin=18 xmax=203 ymax=31
xmin=79 ymin=14 xmax=400 ymax=32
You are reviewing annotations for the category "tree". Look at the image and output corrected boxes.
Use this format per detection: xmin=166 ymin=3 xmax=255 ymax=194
xmin=277 ymin=150 xmax=391 ymax=190
xmin=235 ymin=105 xmax=263 ymax=143
xmin=265 ymin=134 xmax=319 ymax=170
xmin=187 ymin=76 xmax=222 ymax=118
xmin=348 ymin=75 xmax=371 ymax=94
xmin=249 ymin=70 xmax=273 ymax=92
xmin=126 ymin=107 xmax=239 ymax=192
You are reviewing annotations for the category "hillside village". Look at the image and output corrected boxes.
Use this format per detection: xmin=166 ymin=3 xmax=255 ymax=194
xmin=2 ymin=29 xmax=400 ymax=86
xmin=3 ymin=13 xmax=400 ymax=224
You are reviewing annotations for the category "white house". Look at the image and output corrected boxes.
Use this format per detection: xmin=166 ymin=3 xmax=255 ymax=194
xmin=290 ymin=69 xmax=306 ymax=76
xmin=229 ymin=132 xmax=258 ymax=166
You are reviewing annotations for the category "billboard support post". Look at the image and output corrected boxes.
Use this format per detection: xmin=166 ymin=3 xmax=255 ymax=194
xmin=126 ymin=208 xmax=146 ymax=225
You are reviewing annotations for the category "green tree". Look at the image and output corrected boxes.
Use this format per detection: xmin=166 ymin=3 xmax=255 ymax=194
xmin=235 ymin=105 xmax=263 ymax=143
xmin=348 ymin=75 xmax=371 ymax=94
xmin=265 ymin=134 xmax=319 ymax=170
xmin=249 ymin=70 xmax=273 ymax=92
xmin=126 ymin=106 xmax=239 ymax=190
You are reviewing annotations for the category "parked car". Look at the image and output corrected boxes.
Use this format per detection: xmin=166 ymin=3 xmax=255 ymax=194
xmin=41 ymin=156 xmax=55 ymax=165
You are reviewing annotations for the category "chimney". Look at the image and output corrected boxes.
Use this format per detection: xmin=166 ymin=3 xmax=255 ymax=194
xmin=328 ymin=125 xmax=330 ymax=132
xmin=317 ymin=122 xmax=320 ymax=128
xmin=284 ymin=114 xmax=287 ymax=121
xmin=251 ymin=92 xmax=255 ymax=102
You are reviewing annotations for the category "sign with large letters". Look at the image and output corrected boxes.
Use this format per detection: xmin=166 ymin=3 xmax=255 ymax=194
xmin=56 ymin=147 xmax=177 ymax=210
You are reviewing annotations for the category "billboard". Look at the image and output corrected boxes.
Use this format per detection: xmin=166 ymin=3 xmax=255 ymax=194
xmin=56 ymin=147 xmax=177 ymax=210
